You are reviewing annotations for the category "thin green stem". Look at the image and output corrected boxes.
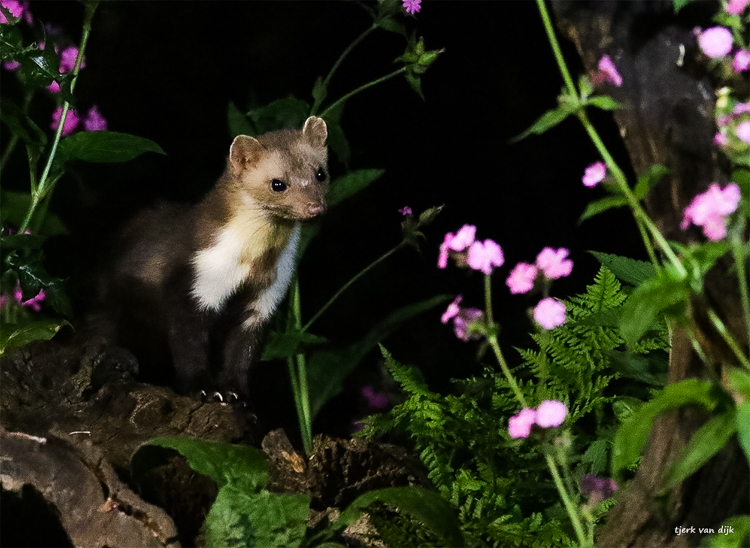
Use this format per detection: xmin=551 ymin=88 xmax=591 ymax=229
xmin=707 ymin=308 xmax=750 ymax=370
xmin=731 ymin=234 xmax=750 ymax=359
xmin=545 ymin=452 xmax=587 ymax=546
xmin=292 ymin=281 xmax=313 ymax=454
xmin=302 ymin=242 xmax=404 ymax=332
xmin=320 ymin=67 xmax=408 ymax=119
xmin=488 ymin=336 xmax=526 ymax=407
xmin=484 ymin=274 xmax=494 ymax=326
xmin=311 ymin=23 xmax=378 ymax=116
xmin=636 ymin=217 xmax=660 ymax=269
xmin=19 ymin=3 xmax=97 ymax=233
xmin=535 ymin=0 xmax=577 ymax=98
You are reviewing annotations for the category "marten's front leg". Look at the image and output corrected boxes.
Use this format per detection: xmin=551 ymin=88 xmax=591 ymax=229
xmin=216 ymin=321 xmax=260 ymax=402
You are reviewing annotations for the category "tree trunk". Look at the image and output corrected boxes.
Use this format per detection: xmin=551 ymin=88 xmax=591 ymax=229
xmin=549 ymin=2 xmax=749 ymax=546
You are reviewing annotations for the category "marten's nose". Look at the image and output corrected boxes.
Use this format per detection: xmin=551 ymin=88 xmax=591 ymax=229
xmin=308 ymin=204 xmax=326 ymax=217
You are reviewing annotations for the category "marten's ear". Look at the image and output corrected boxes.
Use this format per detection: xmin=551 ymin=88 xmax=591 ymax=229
xmin=230 ymin=135 xmax=264 ymax=173
xmin=302 ymin=116 xmax=327 ymax=147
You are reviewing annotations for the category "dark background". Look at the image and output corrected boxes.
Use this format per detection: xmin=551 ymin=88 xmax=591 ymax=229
xmin=3 ymin=1 xmax=644 ymax=437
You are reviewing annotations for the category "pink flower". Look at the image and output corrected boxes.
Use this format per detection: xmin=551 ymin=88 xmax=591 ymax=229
xmin=21 ymin=289 xmax=45 ymax=311
xmin=582 ymin=161 xmax=607 ymax=187
xmin=467 ymin=239 xmax=504 ymax=275
xmin=83 ymin=106 xmax=107 ymax=131
xmin=534 ymin=298 xmax=566 ymax=329
xmin=508 ymin=408 xmax=537 ymax=439
xmin=59 ymin=45 xmax=84 ymax=72
xmin=441 ymin=295 xmax=462 ymax=323
xmin=536 ymin=247 xmax=573 ymax=279
xmin=699 ymin=27 xmax=734 ymax=58
xmin=46 ymin=80 xmax=60 ymax=93
xmin=2 ymin=59 xmax=20 ymax=70
xmin=398 ymin=206 xmax=412 ymax=216
xmin=734 ymin=103 xmax=750 ymax=115
xmin=714 ymin=132 xmax=729 ymax=146
xmin=681 ymin=183 xmax=741 ymax=241
xmin=361 ymin=385 xmax=388 ymax=409
xmin=13 ymin=282 xmax=22 ymax=303
xmin=50 ymin=107 xmax=80 ymax=136
xmin=726 ymin=0 xmax=748 ymax=14
xmin=581 ymin=474 xmax=618 ymax=502
xmin=737 ymin=121 xmax=750 ymax=144
xmin=597 ymin=55 xmax=622 ymax=87
xmin=402 ymin=0 xmax=421 ymax=14
xmin=452 ymin=307 xmax=483 ymax=341
xmin=0 ymin=0 xmax=27 ymax=24
xmin=507 ymin=263 xmax=537 ymax=294
xmin=535 ymin=400 xmax=568 ymax=427
xmin=438 ymin=224 xmax=477 ymax=269
xmin=734 ymin=50 xmax=750 ymax=72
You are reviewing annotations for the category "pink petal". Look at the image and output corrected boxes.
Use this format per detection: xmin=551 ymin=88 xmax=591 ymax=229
xmin=535 ymin=400 xmax=567 ymax=428
xmin=534 ymin=298 xmax=566 ymax=330
xmin=507 ymin=262 xmax=537 ymax=294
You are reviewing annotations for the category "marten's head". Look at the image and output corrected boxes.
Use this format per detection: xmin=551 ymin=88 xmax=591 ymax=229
xmin=228 ymin=116 xmax=329 ymax=221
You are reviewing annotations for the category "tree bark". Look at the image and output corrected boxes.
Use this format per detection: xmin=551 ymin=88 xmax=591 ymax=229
xmin=549 ymin=2 xmax=749 ymax=546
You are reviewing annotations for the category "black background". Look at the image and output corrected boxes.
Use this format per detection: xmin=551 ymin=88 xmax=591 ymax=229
xmin=4 ymin=1 xmax=645 ymax=436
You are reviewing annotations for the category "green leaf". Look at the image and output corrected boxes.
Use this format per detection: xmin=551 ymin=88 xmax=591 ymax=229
xmin=579 ymin=196 xmax=628 ymax=223
xmin=633 ymin=164 xmax=669 ymax=200
xmin=0 ymin=97 xmax=47 ymax=151
xmin=57 ymin=131 xmax=165 ymax=164
xmin=619 ymin=270 xmax=689 ymax=346
xmin=727 ymin=369 xmax=750 ymax=399
xmin=589 ymin=251 xmax=656 ymax=286
xmin=0 ymin=191 xmax=68 ymax=236
xmin=404 ymin=71 xmax=423 ymax=100
xmin=660 ymin=411 xmax=736 ymax=493
xmin=673 ymin=0 xmax=696 ymax=12
xmin=307 ymin=295 xmax=451 ymax=419
xmin=377 ymin=17 xmax=407 ymax=35
xmin=311 ymin=77 xmax=327 ymax=105
xmin=245 ymin=96 xmax=311 ymax=135
xmin=144 ymin=437 xmax=268 ymax=492
xmin=327 ymin=169 xmax=385 ymax=206
xmin=0 ymin=318 xmax=71 ymax=355
xmin=261 ymin=329 xmax=327 ymax=361
xmin=321 ymin=103 xmax=350 ymax=165
xmin=4 ymin=249 xmax=72 ymax=316
xmin=585 ymin=95 xmax=622 ymax=111
xmin=206 ymin=488 xmax=310 ymax=548
xmin=338 ymin=487 xmax=465 ymax=548
xmin=581 ymin=439 xmax=610 ymax=475
xmin=0 ymin=234 xmax=44 ymax=250
xmin=511 ymin=106 xmax=572 ymax=143
xmin=606 ymin=350 xmax=668 ymax=386
xmin=736 ymin=402 xmax=750 ymax=466
xmin=612 ymin=396 xmax=645 ymax=423
xmin=700 ymin=516 xmax=750 ymax=548
xmin=611 ymin=379 xmax=719 ymax=475
xmin=227 ymin=101 xmax=255 ymax=138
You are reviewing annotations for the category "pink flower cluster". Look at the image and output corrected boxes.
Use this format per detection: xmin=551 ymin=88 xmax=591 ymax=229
xmin=697 ymin=25 xmax=750 ymax=73
xmin=0 ymin=0 xmax=32 ymax=24
xmin=441 ymin=296 xmax=484 ymax=342
xmin=715 ymin=103 xmax=750 ymax=148
xmin=582 ymin=161 xmax=607 ymax=187
xmin=398 ymin=206 xmax=413 ymax=216
xmin=46 ymin=45 xmax=86 ymax=93
xmin=508 ymin=400 xmax=567 ymax=439
xmin=51 ymin=105 xmax=108 ymax=136
xmin=591 ymin=55 xmax=622 ymax=88
xmin=402 ymin=0 xmax=421 ymax=14
xmin=438 ymin=225 xmax=504 ymax=275
xmin=0 ymin=282 xmax=45 ymax=311
xmin=680 ymin=182 xmax=741 ymax=241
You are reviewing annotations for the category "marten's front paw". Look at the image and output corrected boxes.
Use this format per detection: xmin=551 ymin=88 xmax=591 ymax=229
xmin=200 ymin=389 xmax=246 ymax=407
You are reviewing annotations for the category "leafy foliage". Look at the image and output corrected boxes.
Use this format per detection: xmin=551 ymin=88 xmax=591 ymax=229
xmin=358 ymin=267 xmax=670 ymax=546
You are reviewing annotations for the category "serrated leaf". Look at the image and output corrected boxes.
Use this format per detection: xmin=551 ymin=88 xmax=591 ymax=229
xmin=612 ymin=379 xmax=719 ymax=475
xmin=307 ymin=295 xmax=451 ymax=419
xmin=589 ymin=251 xmax=656 ymax=286
xmin=660 ymin=411 xmax=736 ymax=493
xmin=0 ymin=318 xmax=71 ymax=355
xmin=206 ymin=488 xmax=309 ymax=548
xmin=619 ymin=271 xmax=689 ymax=346
xmin=579 ymin=196 xmax=628 ymax=223
xmin=633 ymin=164 xmax=669 ymax=200
xmin=327 ymin=169 xmax=385 ymax=206
xmin=581 ymin=439 xmax=609 ymax=475
xmin=585 ymin=96 xmax=622 ymax=111
xmin=143 ymin=437 xmax=268 ymax=492
xmin=57 ymin=131 xmax=165 ymax=164
xmin=511 ymin=106 xmax=572 ymax=143
xmin=227 ymin=101 xmax=255 ymax=138
xmin=5 ymin=249 xmax=71 ymax=316
xmin=338 ymin=487 xmax=465 ymax=547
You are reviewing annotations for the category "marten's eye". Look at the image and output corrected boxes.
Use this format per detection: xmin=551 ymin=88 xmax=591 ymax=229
xmin=271 ymin=179 xmax=287 ymax=192
xmin=315 ymin=167 xmax=327 ymax=182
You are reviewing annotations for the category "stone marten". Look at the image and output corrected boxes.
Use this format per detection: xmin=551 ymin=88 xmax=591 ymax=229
xmin=99 ymin=116 xmax=329 ymax=401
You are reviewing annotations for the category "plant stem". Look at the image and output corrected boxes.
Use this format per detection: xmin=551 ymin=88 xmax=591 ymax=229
xmin=535 ymin=0 xmax=577 ymax=98
xmin=19 ymin=2 xmax=97 ymax=233
xmin=291 ymin=281 xmax=313 ymax=454
xmin=0 ymin=91 xmax=32 ymax=177
xmin=311 ymin=23 xmax=378 ymax=116
xmin=302 ymin=242 xmax=404 ymax=332
xmin=731 ymin=233 xmax=750 ymax=359
xmin=484 ymin=274 xmax=494 ymax=325
xmin=707 ymin=308 xmax=750 ymax=370
xmin=320 ymin=67 xmax=408 ymax=119
xmin=545 ymin=452 xmax=587 ymax=546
